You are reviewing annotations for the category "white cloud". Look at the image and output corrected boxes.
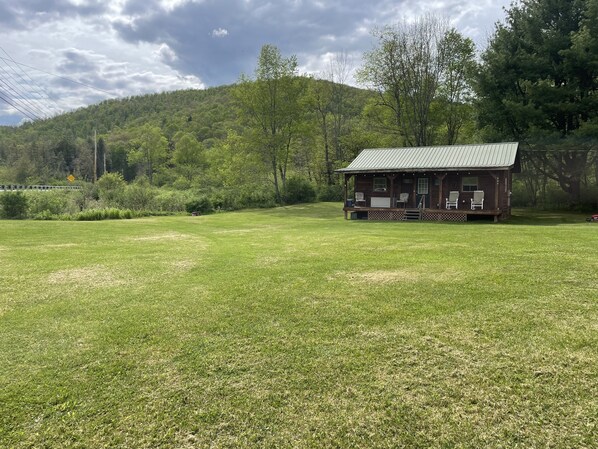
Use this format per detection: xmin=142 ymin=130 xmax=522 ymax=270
xmin=211 ymin=28 xmax=229 ymax=38
xmin=156 ymin=43 xmax=178 ymax=64
xmin=0 ymin=0 xmax=514 ymax=125
xmin=0 ymin=17 xmax=204 ymax=123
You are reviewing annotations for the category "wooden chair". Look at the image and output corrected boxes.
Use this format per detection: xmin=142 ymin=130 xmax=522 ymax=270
xmin=445 ymin=191 xmax=459 ymax=209
xmin=471 ymin=190 xmax=484 ymax=210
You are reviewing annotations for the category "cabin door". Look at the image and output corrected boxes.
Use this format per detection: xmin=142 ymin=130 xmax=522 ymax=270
xmin=416 ymin=178 xmax=429 ymax=208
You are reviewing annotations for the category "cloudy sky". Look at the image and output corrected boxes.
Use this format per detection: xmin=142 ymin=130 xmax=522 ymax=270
xmin=0 ymin=0 xmax=511 ymax=126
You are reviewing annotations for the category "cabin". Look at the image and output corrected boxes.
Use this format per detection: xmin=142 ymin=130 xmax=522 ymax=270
xmin=336 ymin=142 xmax=520 ymax=222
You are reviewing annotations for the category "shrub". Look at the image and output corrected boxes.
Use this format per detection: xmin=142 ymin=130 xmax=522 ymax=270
xmin=185 ymin=196 xmax=213 ymax=214
xmin=97 ymin=173 xmax=126 ymax=207
xmin=27 ymin=190 xmax=79 ymax=216
xmin=317 ymin=184 xmax=344 ymax=202
xmin=237 ymin=187 xmax=277 ymax=209
xmin=0 ymin=192 xmax=29 ymax=219
xmin=74 ymin=208 xmax=136 ymax=221
xmin=209 ymin=190 xmax=241 ymax=211
xmin=283 ymin=177 xmax=316 ymax=205
xmin=121 ymin=181 xmax=156 ymax=211
xmin=154 ymin=190 xmax=192 ymax=212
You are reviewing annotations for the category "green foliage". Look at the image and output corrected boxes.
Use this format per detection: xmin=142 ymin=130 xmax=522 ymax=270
xmin=120 ymin=177 xmax=156 ymax=211
xmin=0 ymin=77 xmax=372 ymax=206
xmin=172 ymin=133 xmax=206 ymax=181
xmin=283 ymin=177 xmax=317 ymax=204
xmin=477 ymin=0 xmax=598 ymax=205
xmin=73 ymin=208 xmax=135 ymax=221
xmin=26 ymin=190 xmax=80 ymax=218
xmin=235 ymin=45 xmax=307 ymax=203
xmin=97 ymin=172 xmax=126 ymax=206
xmin=0 ymin=192 xmax=28 ymax=219
xmin=185 ymin=196 xmax=213 ymax=214
xmin=153 ymin=189 xmax=193 ymax=212
xmin=317 ymin=183 xmax=344 ymax=202
xmin=358 ymin=19 xmax=475 ymax=146
xmin=127 ymin=125 xmax=169 ymax=184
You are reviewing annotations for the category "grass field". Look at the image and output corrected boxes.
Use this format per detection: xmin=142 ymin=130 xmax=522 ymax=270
xmin=1 ymin=203 xmax=597 ymax=448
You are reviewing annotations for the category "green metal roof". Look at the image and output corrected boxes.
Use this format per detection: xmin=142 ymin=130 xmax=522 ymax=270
xmin=337 ymin=142 xmax=519 ymax=173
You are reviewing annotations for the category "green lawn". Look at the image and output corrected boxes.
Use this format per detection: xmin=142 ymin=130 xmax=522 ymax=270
xmin=1 ymin=203 xmax=597 ymax=448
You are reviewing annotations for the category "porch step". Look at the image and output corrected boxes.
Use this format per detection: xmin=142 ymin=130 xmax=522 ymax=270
xmin=403 ymin=209 xmax=421 ymax=221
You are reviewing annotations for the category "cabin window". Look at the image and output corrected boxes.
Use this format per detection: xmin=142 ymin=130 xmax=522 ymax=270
xmin=462 ymin=176 xmax=478 ymax=192
xmin=373 ymin=177 xmax=387 ymax=192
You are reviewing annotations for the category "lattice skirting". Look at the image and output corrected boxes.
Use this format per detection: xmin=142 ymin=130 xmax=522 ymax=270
xmin=366 ymin=210 xmax=467 ymax=221
xmin=367 ymin=210 xmax=405 ymax=221
xmin=421 ymin=212 xmax=467 ymax=222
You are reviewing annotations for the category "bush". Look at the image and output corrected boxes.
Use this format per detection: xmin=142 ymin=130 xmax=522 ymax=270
xmin=317 ymin=184 xmax=344 ymax=202
xmin=74 ymin=208 xmax=136 ymax=221
xmin=121 ymin=180 xmax=156 ymax=211
xmin=237 ymin=187 xmax=277 ymax=209
xmin=284 ymin=177 xmax=316 ymax=205
xmin=209 ymin=190 xmax=241 ymax=211
xmin=97 ymin=173 xmax=126 ymax=207
xmin=0 ymin=192 xmax=29 ymax=219
xmin=27 ymin=190 xmax=79 ymax=217
xmin=185 ymin=196 xmax=213 ymax=214
xmin=154 ymin=190 xmax=192 ymax=212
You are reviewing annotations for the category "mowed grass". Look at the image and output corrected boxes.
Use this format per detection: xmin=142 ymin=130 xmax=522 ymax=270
xmin=1 ymin=203 xmax=597 ymax=448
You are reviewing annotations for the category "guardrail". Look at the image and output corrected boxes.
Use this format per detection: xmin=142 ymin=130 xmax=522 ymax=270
xmin=0 ymin=184 xmax=82 ymax=191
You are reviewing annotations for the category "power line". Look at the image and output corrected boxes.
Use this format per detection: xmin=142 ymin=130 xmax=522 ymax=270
xmin=0 ymin=48 xmax=117 ymax=123
xmin=0 ymin=46 xmax=62 ymax=116
xmin=0 ymin=78 xmax=44 ymax=120
xmin=0 ymin=90 xmax=38 ymax=121
xmin=0 ymin=65 xmax=49 ymax=119
xmin=0 ymin=55 xmax=115 ymax=97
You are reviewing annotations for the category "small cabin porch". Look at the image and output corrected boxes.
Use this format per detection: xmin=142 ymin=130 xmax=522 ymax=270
xmin=342 ymin=170 xmax=513 ymax=222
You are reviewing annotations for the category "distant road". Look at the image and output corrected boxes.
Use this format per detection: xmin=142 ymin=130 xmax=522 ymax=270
xmin=0 ymin=184 xmax=82 ymax=191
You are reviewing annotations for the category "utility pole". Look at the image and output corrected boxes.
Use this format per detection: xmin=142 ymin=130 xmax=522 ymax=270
xmin=93 ymin=128 xmax=97 ymax=183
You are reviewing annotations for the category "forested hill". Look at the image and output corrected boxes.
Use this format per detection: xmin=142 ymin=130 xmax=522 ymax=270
xmin=0 ymin=79 xmax=375 ymax=186
xmin=2 ymin=85 xmax=240 ymax=152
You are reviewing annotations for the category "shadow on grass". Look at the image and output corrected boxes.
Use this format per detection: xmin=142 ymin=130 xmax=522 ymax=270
xmin=505 ymin=209 xmax=595 ymax=226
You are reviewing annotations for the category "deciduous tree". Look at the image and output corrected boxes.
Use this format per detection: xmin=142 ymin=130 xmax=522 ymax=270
xmin=235 ymin=45 xmax=306 ymax=203
xmin=127 ymin=124 xmax=168 ymax=185
xmin=358 ymin=15 xmax=451 ymax=146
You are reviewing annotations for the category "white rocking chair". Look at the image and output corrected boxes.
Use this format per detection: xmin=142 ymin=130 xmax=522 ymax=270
xmin=471 ymin=190 xmax=484 ymax=210
xmin=397 ymin=192 xmax=409 ymax=208
xmin=445 ymin=191 xmax=459 ymax=209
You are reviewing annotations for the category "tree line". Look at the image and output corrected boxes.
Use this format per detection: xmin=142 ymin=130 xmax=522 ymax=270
xmin=0 ymin=0 xmax=596 ymax=210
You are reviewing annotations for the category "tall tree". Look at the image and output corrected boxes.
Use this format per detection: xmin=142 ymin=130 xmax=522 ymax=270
xmin=358 ymin=15 xmax=451 ymax=146
xmin=235 ymin=45 xmax=305 ymax=203
xmin=306 ymin=79 xmax=334 ymax=185
xmin=477 ymin=0 xmax=598 ymax=204
xmin=437 ymin=30 xmax=476 ymax=145
xmin=307 ymin=52 xmax=355 ymax=185
xmin=127 ymin=124 xmax=168 ymax=184
xmin=327 ymin=52 xmax=353 ymax=161
xmin=172 ymin=132 xmax=206 ymax=181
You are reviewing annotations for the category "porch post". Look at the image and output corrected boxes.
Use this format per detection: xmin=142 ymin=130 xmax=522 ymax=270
xmin=388 ymin=174 xmax=397 ymax=207
xmin=344 ymin=174 xmax=349 ymax=219
xmin=436 ymin=174 xmax=446 ymax=209
xmin=489 ymin=171 xmax=499 ymax=211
